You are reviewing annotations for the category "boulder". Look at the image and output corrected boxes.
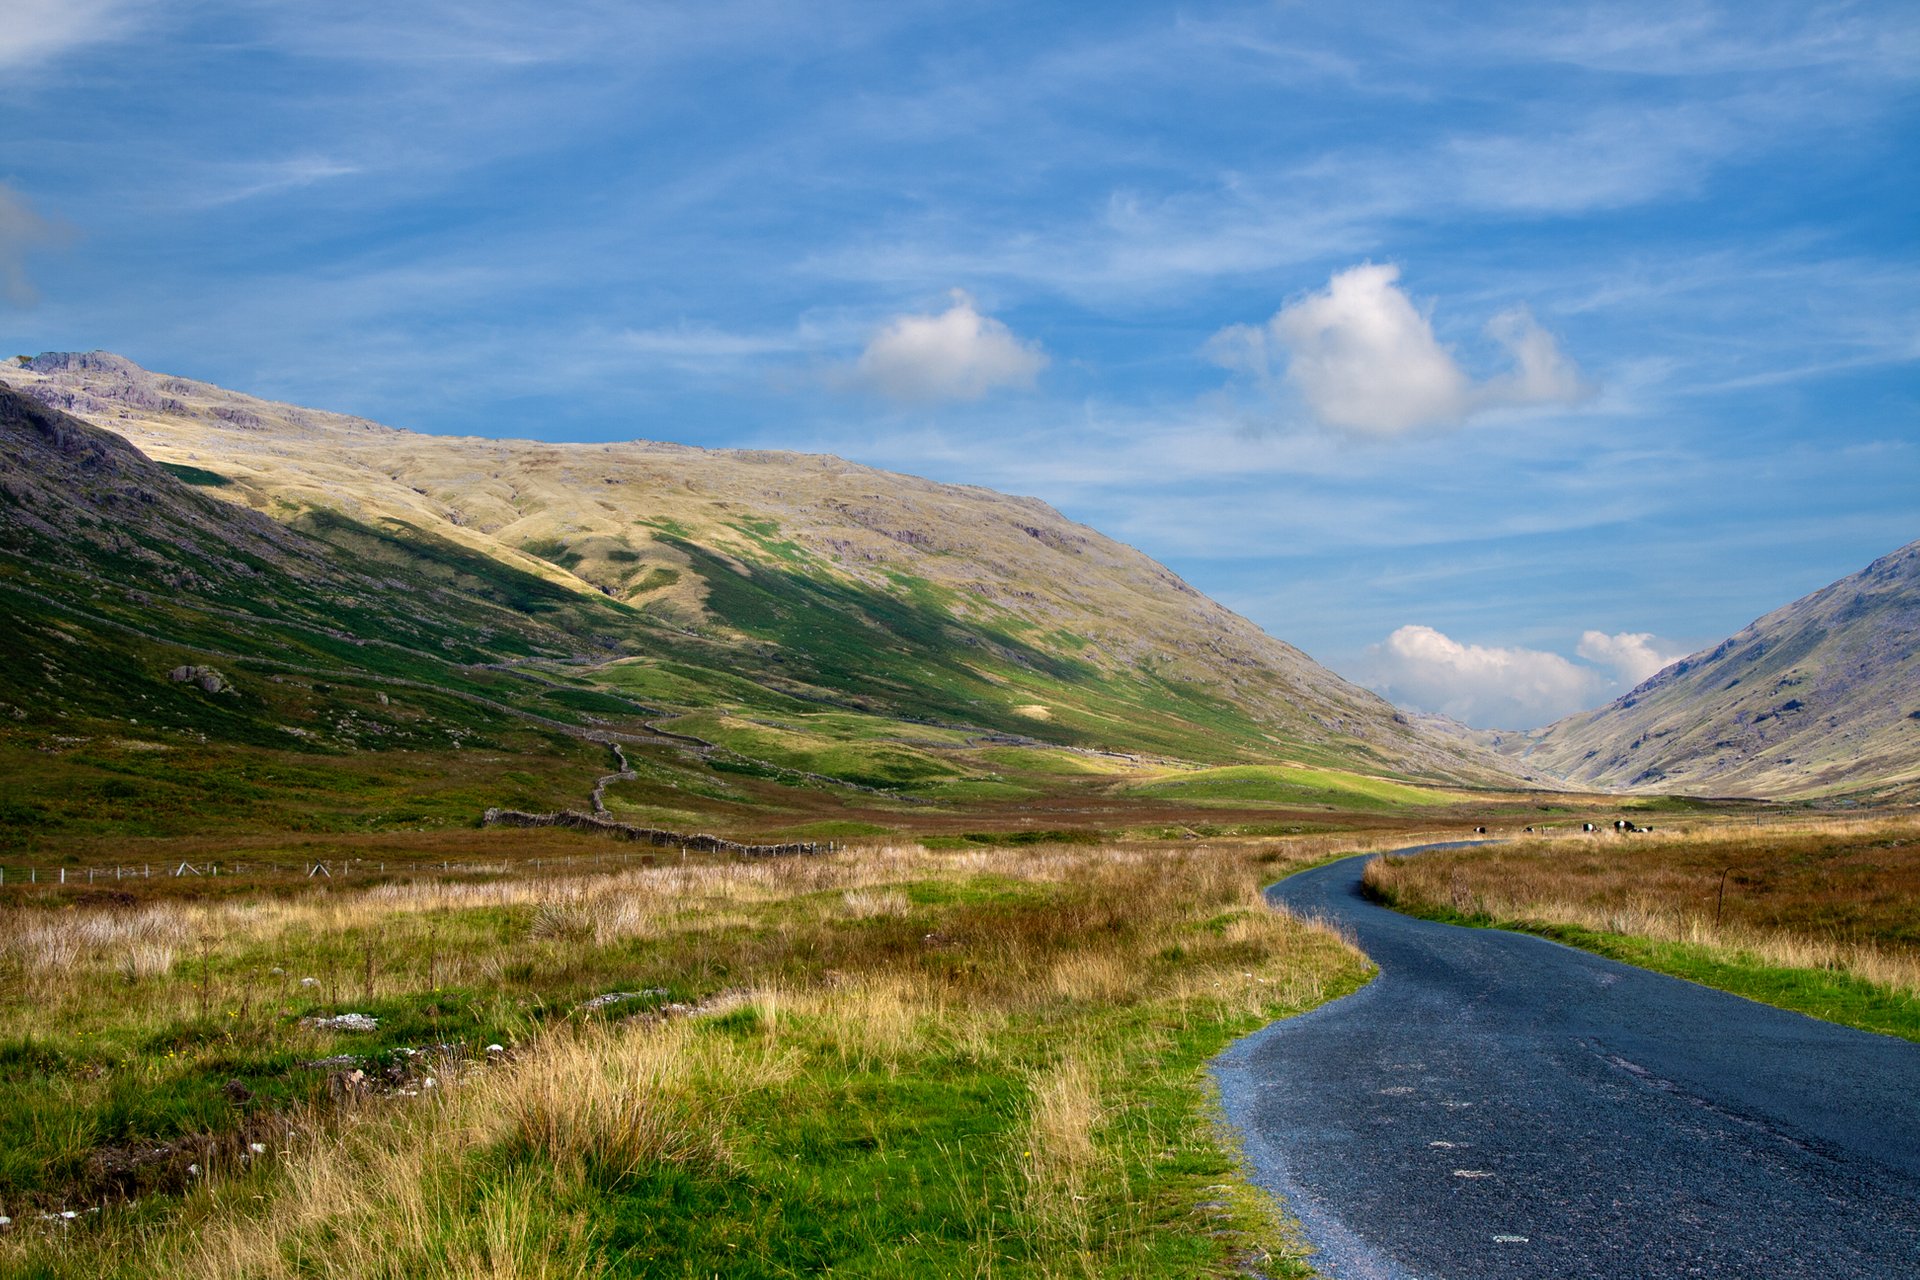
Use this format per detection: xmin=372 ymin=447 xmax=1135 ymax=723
xmin=166 ymin=664 xmax=229 ymax=693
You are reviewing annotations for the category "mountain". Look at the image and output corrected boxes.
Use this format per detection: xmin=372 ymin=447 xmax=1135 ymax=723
xmin=0 ymin=353 xmax=1528 ymax=845
xmin=1511 ymin=541 xmax=1920 ymax=800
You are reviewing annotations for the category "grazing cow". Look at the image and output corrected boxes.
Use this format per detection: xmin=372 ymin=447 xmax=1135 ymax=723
xmin=1582 ymin=822 xmax=1596 ymax=833
xmin=1474 ymin=826 xmax=1488 ymax=834
xmin=1523 ymin=826 xmax=1534 ymax=834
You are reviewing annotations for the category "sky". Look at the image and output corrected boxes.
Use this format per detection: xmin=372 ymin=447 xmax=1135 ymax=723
xmin=2 ymin=0 xmax=1915 ymax=728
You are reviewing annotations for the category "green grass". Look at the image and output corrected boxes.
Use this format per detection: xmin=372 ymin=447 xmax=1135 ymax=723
xmin=156 ymin=463 xmax=232 ymax=488
xmin=1129 ymin=764 xmax=1446 ymax=811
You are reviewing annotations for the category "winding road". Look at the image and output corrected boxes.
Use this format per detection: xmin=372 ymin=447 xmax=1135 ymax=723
xmin=1215 ymin=843 xmax=1920 ymax=1279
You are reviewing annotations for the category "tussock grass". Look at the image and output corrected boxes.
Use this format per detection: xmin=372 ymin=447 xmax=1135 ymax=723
xmin=0 ymin=834 xmax=1377 ymax=1277
xmin=1017 ymin=1052 xmax=1109 ymax=1262
xmin=158 ymin=1021 xmax=773 ymax=1279
xmin=840 ymin=887 xmax=912 ymax=918
xmin=1365 ymin=815 xmax=1920 ymax=1037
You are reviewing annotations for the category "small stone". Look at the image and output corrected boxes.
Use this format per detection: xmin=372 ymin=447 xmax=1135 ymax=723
xmin=300 ymin=977 xmax=319 ymax=987
xmin=485 ymin=1043 xmax=505 ymax=1054
xmin=304 ymin=1012 xmax=378 ymax=1032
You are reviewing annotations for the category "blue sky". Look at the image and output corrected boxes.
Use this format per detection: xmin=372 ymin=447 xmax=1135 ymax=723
xmin=2 ymin=0 xmax=1915 ymax=727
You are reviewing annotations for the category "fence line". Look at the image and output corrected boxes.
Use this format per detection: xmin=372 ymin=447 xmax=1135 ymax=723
xmin=0 ymin=828 xmax=839 ymax=890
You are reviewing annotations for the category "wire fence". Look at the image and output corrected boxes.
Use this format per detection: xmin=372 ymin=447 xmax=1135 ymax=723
xmin=0 ymin=844 xmax=824 ymax=891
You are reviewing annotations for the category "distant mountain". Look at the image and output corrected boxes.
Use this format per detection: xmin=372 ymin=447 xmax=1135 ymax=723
xmin=1512 ymin=541 xmax=1920 ymax=800
xmin=0 ymin=353 xmax=1525 ymax=843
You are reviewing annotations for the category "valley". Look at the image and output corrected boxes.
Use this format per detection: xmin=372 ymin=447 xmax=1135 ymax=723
xmin=0 ymin=355 xmax=1913 ymax=1279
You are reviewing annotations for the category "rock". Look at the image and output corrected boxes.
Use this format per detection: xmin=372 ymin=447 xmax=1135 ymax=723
xmin=166 ymin=664 xmax=229 ymax=694
xmin=304 ymin=1012 xmax=379 ymax=1032
xmin=301 ymin=1053 xmax=360 ymax=1069
xmin=578 ymin=988 xmax=669 ymax=1012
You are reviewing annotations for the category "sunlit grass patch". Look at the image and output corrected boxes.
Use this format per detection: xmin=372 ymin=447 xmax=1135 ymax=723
xmin=1128 ymin=764 xmax=1452 ymax=811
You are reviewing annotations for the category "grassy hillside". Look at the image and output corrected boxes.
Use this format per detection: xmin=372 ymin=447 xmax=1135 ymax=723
xmin=3 ymin=352 xmax=1524 ymax=794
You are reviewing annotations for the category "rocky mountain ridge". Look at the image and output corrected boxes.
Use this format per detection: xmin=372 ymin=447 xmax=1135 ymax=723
xmin=1509 ymin=540 xmax=1920 ymax=800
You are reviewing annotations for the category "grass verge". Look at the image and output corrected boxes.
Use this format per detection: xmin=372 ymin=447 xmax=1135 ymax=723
xmin=1362 ymin=817 xmax=1920 ymax=1042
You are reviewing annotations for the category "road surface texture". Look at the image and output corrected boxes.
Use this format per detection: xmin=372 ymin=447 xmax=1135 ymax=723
xmin=1215 ymin=843 xmax=1920 ymax=1280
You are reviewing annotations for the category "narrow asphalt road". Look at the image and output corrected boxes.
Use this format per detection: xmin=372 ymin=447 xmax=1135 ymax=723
xmin=1215 ymin=843 xmax=1920 ymax=1280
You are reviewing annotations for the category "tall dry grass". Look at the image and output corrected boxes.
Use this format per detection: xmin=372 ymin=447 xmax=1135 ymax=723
xmin=152 ymin=1018 xmax=792 ymax=1280
xmin=1018 ymin=1053 xmax=1109 ymax=1262
xmin=0 ymin=832 xmax=1379 ymax=1277
xmin=1365 ymin=815 xmax=1920 ymax=995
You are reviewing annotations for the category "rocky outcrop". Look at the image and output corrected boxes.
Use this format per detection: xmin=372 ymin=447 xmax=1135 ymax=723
xmin=167 ymin=665 xmax=230 ymax=693
xmin=1512 ymin=540 xmax=1920 ymax=798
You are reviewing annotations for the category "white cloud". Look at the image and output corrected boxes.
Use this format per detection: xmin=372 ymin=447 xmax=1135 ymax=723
xmin=1270 ymin=262 xmax=1473 ymax=432
xmin=0 ymin=184 xmax=74 ymax=307
xmin=1576 ymin=629 xmax=1689 ymax=687
xmin=848 ymin=290 xmax=1048 ymax=402
xmin=1215 ymin=263 xmax=1592 ymax=434
xmin=1363 ymin=624 xmax=1607 ymax=728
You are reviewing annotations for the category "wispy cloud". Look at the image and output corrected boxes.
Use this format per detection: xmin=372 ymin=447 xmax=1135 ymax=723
xmin=0 ymin=184 xmax=75 ymax=307
xmin=0 ymin=0 xmax=143 ymax=72
xmin=1474 ymin=1 xmax=1920 ymax=79
xmin=198 ymin=157 xmax=363 ymax=207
